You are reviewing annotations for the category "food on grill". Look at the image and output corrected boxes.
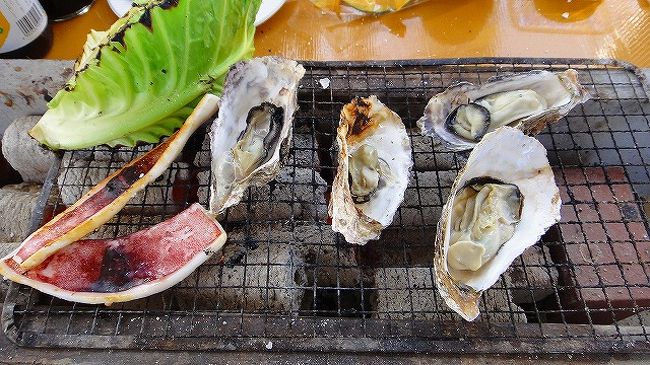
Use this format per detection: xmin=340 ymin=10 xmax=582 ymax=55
xmin=0 ymin=242 xmax=18 ymax=301
xmin=2 ymin=116 xmax=56 ymax=184
xmin=209 ymin=57 xmax=305 ymax=214
xmin=447 ymin=181 xmax=523 ymax=272
xmin=29 ymin=0 xmax=261 ymax=150
xmin=434 ymin=127 xmax=561 ymax=321
xmin=175 ymin=226 xmax=306 ymax=311
xmin=329 ymin=96 xmax=412 ymax=245
xmin=62 ymin=140 xmax=197 ymax=214
xmin=198 ymin=125 xmax=327 ymax=222
xmin=10 ymin=95 xmax=220 ymax=270
xmin=417 ymin=69 xmax=590 ymax=151
xmin=59 ymin=159 xmax=190 ymax=210
xmin=199 ymin=168 xmax=308 ymax=223
xmin=0 ymin=203 xmax=226 ymax=305
xmin=374 ymin=268 xmax=527 ymax=322
xmin=0 ymin=184 xmax=41 ymax=241
xmin=86 ymin=215 xmax=161 ymax=239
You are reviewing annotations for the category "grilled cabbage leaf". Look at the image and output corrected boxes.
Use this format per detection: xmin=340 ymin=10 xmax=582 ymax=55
xmin=30 ymin=0 xmax=261 ymax=150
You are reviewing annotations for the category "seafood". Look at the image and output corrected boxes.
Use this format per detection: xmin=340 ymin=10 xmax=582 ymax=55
xmin=329 ymin=96 xmax=412 ymax=245
xmin=434 ymin=127 xmax=561 ymax=321
xmin=418 ymin=69 xmax=590 ymax=151
xmin=0 ymin=204 xmax=226 ymax=305
xmin=209 ymin=57 xmax=305 ymax=213
xmin=11 ymin=94 xmax=220 ymax=269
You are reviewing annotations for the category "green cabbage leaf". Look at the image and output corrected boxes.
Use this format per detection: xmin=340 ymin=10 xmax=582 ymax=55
xmin=30 ymin=0 xmax=261 ymax=150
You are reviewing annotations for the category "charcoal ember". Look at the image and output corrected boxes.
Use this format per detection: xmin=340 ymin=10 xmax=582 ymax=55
xmin=410 ymin=134 xmax=434 ymax=155
xmin=198 ymin=168 xmax=314 ymax=222
xmin=57 ymin=158 xmax=189 ymax=209
xmin=389 ymin=171 xmax=449 ymax=227
xmin=276 ymin=168 xmax=328 ymax=221
xmin=225 ymin=185 xmax=302 ymax=222
xmin=197 ymin=126 xmax=327 ymax=221
xmin=0 ymin=241 xmax=17 ymax=258
xmin=360 ymin=228 xmax=435 ymax=268
xmin=174 ymin=239 xmax=306 ymax=312
xmin=197 ymin=170 xmax=211 ymax=205
xmin=0 ymin=183 xmax=41 ymax=241
xmin=2 ymin=116 xmax=56 ymax=183
xmin=291 ymin=129 xmax=319 ymax=168
xmin=193 ymin=133 xmax=211 ymax=169
xmin=395 ymin=189 xmax=443 ymax=227
xmin=373 ymin=268 xmax=527 ymax=323
xmin=411 ymin=135 xmax=467 ymax=171
xmin=197 ymin=173 xmax=302 ymax=222
xmin=294 ymin=225 xmax=362 ymax=287
xmin=505 ymin=245 xmax=559 ymax=304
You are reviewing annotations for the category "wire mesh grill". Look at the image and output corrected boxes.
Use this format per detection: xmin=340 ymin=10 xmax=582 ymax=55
xmin=3 ymin=58 xmax=650 ymax=354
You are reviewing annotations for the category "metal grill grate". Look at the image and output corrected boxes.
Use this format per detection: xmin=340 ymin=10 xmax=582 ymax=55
xmin=3 ymin=58 xmax=650 ymax=354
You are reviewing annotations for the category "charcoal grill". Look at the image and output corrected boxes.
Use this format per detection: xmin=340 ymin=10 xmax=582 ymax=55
xmin=3 ymin=58 xmax=650 ymax=354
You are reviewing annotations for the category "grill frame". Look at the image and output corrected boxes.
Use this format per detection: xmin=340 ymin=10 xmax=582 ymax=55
xmin=3 ymin=58 xmax=650 ymax=354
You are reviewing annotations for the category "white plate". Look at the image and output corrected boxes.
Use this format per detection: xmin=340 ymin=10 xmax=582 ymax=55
xmin=107 ymin=0 xmax=286 ymax=26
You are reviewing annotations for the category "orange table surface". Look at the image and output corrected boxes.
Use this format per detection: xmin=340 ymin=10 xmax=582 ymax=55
xmin=46 ymin=0 xmax=650 ymax=67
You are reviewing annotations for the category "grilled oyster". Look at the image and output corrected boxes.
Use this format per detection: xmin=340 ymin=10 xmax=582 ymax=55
xmin=434 ymin=126 xmax=561 ymax=321
xmin=209 ymin=57 xmax=305 ymax=214
xmin=418 ymin=69 xmax=590 ymax=151
xmin=329 ymin=96 xmax=412 ymax=245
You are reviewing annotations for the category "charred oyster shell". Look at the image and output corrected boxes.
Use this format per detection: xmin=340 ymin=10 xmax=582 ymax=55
xmin=418 ymin=69 xmax=590 ymax=151
xmin=329 ymin=96 xmax=413 ymax=245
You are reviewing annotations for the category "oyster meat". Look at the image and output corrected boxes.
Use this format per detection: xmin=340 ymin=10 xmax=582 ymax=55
xmin=418 ymin=69 xmax=590 ymax=151
xmin=329 ymin=96 xmax=413 ymax=245
xmin=434 ymin=126 xmax=561 ymax=321
xmin=209 ymin=57 xmax=305 ymax=214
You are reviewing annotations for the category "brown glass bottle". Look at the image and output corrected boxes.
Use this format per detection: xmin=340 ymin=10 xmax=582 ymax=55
xmin=39 ymin=0 xmax=95 ymax=22
xmin=0 ymin=1 xmax=52 ymax=59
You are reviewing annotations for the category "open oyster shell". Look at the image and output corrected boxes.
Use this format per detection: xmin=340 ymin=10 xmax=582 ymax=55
xmin=434 ymin=126 xmax=561 ymax=321
xmin=418 ymin=69 xmax=590 ymax=151
xmin=329 ymin=96 xmax=413 ymax=245
xmin=209 ymin=57 xmax=305 ymax=214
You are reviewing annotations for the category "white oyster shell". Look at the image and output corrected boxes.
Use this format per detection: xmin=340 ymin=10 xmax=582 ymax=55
xmin=209 ymin=57 xmax=305 ymax=214
xmin=329 ymin=96 xmax=413 ymax=245
xmin=434 ymin=126 xmax=561 ymax=321
xmin=418 ymin=69 xmax=590 ymax=151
